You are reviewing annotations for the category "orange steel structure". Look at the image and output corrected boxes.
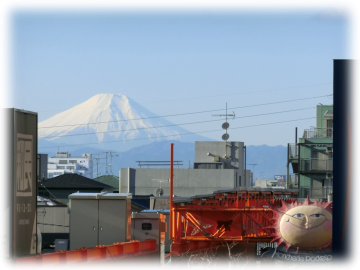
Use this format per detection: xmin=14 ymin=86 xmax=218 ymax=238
xmin=16 ymin=239 xmax=157 ymax=264
xmin=170 ymin=189 xmax=298 ymax=255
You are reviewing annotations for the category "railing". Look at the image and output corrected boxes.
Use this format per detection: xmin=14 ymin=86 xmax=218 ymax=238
xmin=287 ymin=174 xmax=298 ymax=188
xmin=303 ymin=127 xmax=333 ymax=138
xmin=300 ymin=158 xmax=333 ymax=171
xmin=298 ymin=187 xmax=333 ymax=200
xmin=288 ymin=144 xmax=298 ymax=160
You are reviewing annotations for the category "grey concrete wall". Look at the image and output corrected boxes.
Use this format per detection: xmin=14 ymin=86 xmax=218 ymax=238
xmin=246 ymin=170 xmax=252 ymax=187
xmin=194 ymin=141 xmax=244 ymax=171
xmin=120 ymin=168 xmax=236 ymax=197
xmin=255 ymin=180 xmax=268 ymax=188
xmin=37 ymin=206 xmax=69 ymax=233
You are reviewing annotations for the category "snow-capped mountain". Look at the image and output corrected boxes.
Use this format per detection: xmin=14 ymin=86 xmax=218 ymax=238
xmin=38 ymin=94 xmax=210 ymax=151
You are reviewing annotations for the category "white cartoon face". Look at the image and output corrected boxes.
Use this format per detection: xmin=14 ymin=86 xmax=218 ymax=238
xmin=279 ymin=205 xmax=332 ymax=248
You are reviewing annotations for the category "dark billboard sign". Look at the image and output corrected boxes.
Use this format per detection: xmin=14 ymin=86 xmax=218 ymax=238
xmin=0 ymin=109 xmax=37 ymax=258
xmin=332 ymin=60 xmax=360 ymax=268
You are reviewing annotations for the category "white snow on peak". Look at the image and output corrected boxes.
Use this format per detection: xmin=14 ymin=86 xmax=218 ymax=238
xmin=38 ymin=93 xmax=183 ymax=147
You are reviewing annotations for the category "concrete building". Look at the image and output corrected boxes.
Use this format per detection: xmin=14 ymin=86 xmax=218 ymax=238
xmin=287 ymin=104 xmax=333 ymax=200
xmin=254 ymin=179 xmax=285 ymax=189
xmin=119 ymin=141 xmax=252 ymax=197
xmin=37 ymin=154 xmax=48 ymax=182
xmin=47 ymin=151 xmax=93 ymax=179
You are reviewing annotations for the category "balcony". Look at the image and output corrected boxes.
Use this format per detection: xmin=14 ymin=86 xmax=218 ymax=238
xmin=288 ymin=143 xmax=298 ymax=160
xmin=286 ymin=174 xmax=299 ymax=188
xmin=298 ymin=187 xmax=333 ymax=200
xmin=303 ymin=127 xmax=333 ymax=139
xmin=300 ymin=158 xmax=333 ymax=172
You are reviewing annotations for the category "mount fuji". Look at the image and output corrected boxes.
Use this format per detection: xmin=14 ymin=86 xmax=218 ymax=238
xmin=38 ymin=94 xmax=211 ymax=152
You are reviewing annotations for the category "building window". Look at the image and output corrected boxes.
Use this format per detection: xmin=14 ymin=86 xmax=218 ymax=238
xmin=59 ymin=160 xmax=68 ymax=164
xmin=239 ymin=176 xmax=241 ymax=186
xmin=66 ymin=166 xmax=74 ymax=170
xmin=57 ymin=166 xmax=65 ymax=169
xmin=326 ymin=120 xmax=333 ymax=137
xmin=69 ymin=160 xmax=77 ymax=164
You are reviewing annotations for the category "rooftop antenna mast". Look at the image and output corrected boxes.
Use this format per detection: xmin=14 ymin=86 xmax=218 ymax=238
xmin=212 ymin=102 xmax=235 ymax=159
xmin=100 ymin=151 xmax=109 ymax=175
xmin=92 ymin=154 xmax=105 ymax=178
xmin=151 ymin=179 xmax=169 ymax=197
xmin=109 ymin=151 xmax=119 ymax=175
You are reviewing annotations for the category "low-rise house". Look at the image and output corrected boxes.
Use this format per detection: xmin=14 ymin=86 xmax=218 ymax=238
xmin=38 ymin=174 xmax=113 ymax=205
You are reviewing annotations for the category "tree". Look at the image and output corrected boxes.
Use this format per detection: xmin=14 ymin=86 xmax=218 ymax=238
xmin=174 ymin=241 xmax=251 ymax=270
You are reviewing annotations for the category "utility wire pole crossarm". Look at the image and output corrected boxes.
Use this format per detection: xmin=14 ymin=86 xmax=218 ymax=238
xmin=100 ymin=150 xmax=119 ymax=175
xmin=91 ymin=154 xmax=106 ymax=178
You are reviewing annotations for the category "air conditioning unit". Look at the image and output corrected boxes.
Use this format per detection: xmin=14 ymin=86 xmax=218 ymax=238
xmin=326 ymin=146 xmax=333 ymax=153
xmin=326 ymin=172 xmax=333 ymax=179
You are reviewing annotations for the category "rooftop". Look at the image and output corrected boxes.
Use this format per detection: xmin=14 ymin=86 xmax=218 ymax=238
xmin=39 ymin=174 xmax=112 ymax=189
xmin=93 ymin=175 xmax=119 ymax=189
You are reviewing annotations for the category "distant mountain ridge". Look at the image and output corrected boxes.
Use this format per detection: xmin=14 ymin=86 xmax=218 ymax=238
xmin=38 ymin=93 xmax=210 ymax=151
xmin=38 ymin=94 xmax=288 ymax=179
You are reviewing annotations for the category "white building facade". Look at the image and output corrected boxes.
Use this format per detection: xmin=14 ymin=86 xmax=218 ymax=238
xmin=47 ymin=151 xmax=93 ymax=179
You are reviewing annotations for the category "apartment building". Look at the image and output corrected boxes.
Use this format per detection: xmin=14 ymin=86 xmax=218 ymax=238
xmin=47 ymin=151 xmax=93 ymax=179
xmin=287 ymin=104 xmax=333 ymax=201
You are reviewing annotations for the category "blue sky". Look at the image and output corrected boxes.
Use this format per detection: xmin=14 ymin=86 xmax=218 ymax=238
xmin=11 ymin=11 xmax=348 ymax=146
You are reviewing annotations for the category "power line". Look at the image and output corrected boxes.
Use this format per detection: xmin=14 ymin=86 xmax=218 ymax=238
xmin=38 ymin=116 xmax=315 ymax=149
xmin=140 ymin=83 xmax=332 ymax=105
xmin=39 ymin=107 xmax=314 ymax=139
xmin=37 ymin=83 xmax=332 ymax=113
xmin=38 ymin=94 xmax=331 ymax=129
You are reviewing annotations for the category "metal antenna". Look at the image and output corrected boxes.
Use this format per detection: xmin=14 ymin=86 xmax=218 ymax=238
xmin=109 ymin=151 xmax=119 ymax=175
xmin=212 ymin=102 xmax=235 ymax=158
xmin=151 ymin=179 xmax=169 ymax=197
xmin=91 ymin=153 xmax=105 ymax=178
xmin=100 ymin=151 xmax=109 ymax=175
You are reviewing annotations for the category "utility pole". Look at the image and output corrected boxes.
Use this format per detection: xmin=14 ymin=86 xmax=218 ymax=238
xmin=100 ymin=151 xmax=109 ymax=175
xmin=100 ymin=150 xmax=119 ymax=175
xmin=109 ymin=151 xmax=119 ymax=175
xmin=91 ymin=154 xmax=105 ymax=178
